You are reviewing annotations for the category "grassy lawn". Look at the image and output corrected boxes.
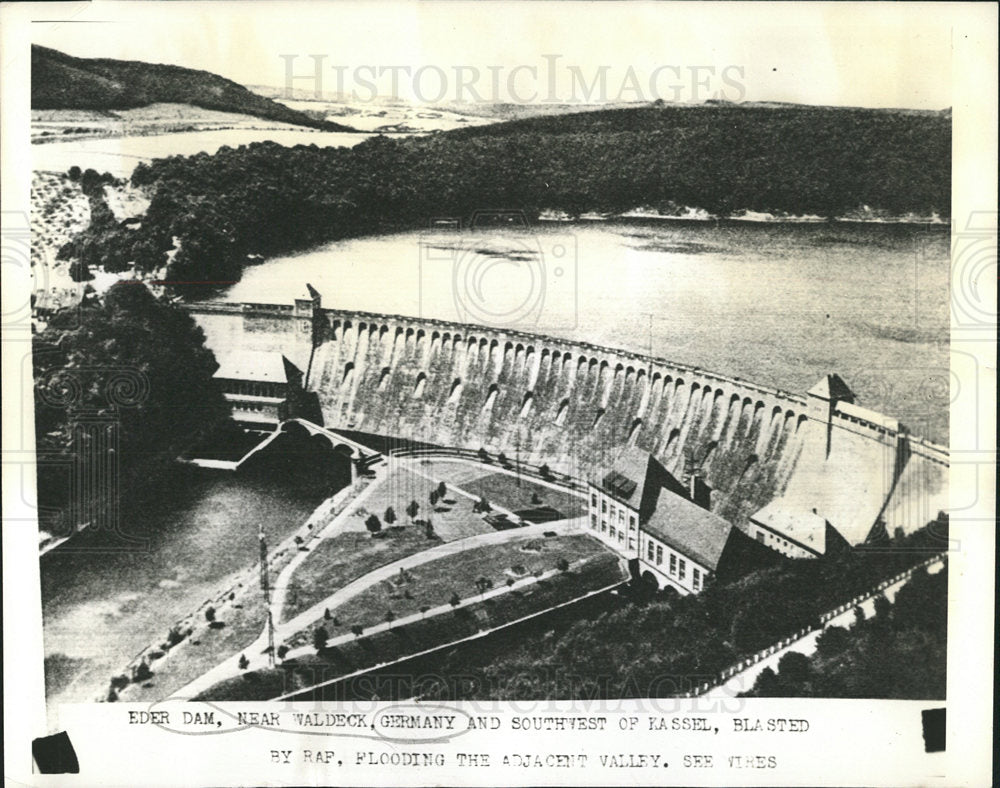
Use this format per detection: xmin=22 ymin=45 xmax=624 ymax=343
xmin=457 ymin=471 xmax=587 ymax=523
xmin=195 ymin=553 xmax=626 ymax=701
xmin=356 ymin=466 xmax=494 ymax=542
xmin=283 ymin=527 xmax=436 ymax=620
xmin=288 ymin=533 xmax=610 ymax=644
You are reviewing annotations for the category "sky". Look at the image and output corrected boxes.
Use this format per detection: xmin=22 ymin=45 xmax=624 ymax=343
xmin=29 ymin=1 xmax=955 ymax=108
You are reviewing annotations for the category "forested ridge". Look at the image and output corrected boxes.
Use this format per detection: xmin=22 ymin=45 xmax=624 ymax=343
xmin=59 ymin=101 xmax=950 ymax=288
xmin=31 ymin=45 xmax=352 ymax=131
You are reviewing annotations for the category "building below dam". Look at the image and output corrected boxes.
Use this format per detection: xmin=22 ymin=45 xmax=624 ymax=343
xmin=183 ymin=285 xmax=948 ymax=563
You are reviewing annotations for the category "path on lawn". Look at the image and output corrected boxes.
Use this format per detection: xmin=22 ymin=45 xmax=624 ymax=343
xmin=172 ymin=518 xmax=583 ymax=698
xmin=170 ymin=451 xmax=589 ymax=700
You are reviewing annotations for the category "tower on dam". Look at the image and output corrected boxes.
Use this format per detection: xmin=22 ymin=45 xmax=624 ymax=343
xmin=184 ymin=285 xmax=948 ymax=556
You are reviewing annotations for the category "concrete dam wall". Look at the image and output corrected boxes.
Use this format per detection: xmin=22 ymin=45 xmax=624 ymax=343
xmin=185 ymin=297 xmax=948 ymax=541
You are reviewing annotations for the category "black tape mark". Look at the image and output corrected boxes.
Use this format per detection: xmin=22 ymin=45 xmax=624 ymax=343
xmin=921 ymin=707 xmax=945 ymax=753
xmin=32 ymin=731 xmax=80 ymax=774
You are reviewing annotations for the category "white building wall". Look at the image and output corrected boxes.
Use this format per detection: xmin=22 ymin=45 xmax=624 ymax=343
xmin=587 ymin=484 xmax=639 ymax=559
xmin=750 ymin=523 xmax=818 ymax=559
xmin=637 ymin=531 xmax=711 ymax=595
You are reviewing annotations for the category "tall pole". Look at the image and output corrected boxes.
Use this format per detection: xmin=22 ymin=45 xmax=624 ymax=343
xmin=515 ymin=425 xmax=521 ymax=487
xmin=259 ymin=524 xmax=275 ymax=667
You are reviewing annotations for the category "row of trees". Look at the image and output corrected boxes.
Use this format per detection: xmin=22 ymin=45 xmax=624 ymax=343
xmin=744 ymin=564 xmax=947 ymax=699
xmin=59 ymin=103 xmax=950 ymax=291
xmin=364 ymin=482 xmax=449 ymax=536
xmin=306 ymin=556 xmax=576 ymax=653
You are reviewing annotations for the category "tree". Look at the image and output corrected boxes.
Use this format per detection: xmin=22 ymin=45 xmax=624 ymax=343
xmin=204 ymin=606 xmax=216 ymax=622
xmin=406 ymin=500 xmax=420 ymax=521
xmin=556 ymin=558 xmax=570 ymax=572
xmin=133 ymin=660 xmax=152 ymax=682
xmin=365 ymin=514 xmax=382 ymax=535
xmin=425 ymin=519 xmax=436 ymax=540
xmin=478 ymin=447 xmax=490 ymax=463
xmin=420 ymin=605 xmax=431 ymax=618
xmin=68 ymin=259 xmax=93 ymax=282
xmin=68 ymin=165 xmax=82 ymax=181
xmin=384 ymin=506 xmax=396 ymax=525
xmin=351 ymin=624 xmax=364 ymax=637
xmin=312 ymin=626 xmax=329 ymax=652
xmin=430 ymin=489 xmax=439 ymax=506
xmin=475 ymin=576 xmax=493 ymax=598
xmin=33 ymin=282 xmax=232 ymax=521
xmin=449 ymin=592 xmax=461 ymax=607
xmin=276 ymin=645 xmax=289 ymax=660
xmin=776 ymin=651 xmax=812 ymax=688
xmin=531 ymin=492 xmax=542 ymax=505
xmin=506 ymin=577 xmax=515 ymax=588
xmin=539 ymin=462 xmax=552 ymax=479
xmin=238 ymin=654 xmax=249 ymax=670
xmin=437 ymin=481 xmax=447 ymax=499
xmin=498 ymin=452 xmax=510 ymax=466
xmin=385 ymin=609 xmax=396 ymax=624
xmin=324 ymin=607 xmax=332 ymax=620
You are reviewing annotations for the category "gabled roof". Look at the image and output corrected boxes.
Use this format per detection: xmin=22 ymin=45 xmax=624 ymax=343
xmin=749 ymin=500 xmax=827 ymax=554
xmin=642 ymin=492 xmax=734 ymax=570
xmin=214 ymin=350 xmax=289 ymax=383
xmin=598 ymin=445 xmax=654 ymax=504
xmin=808 ymin=373 xmax=855 ymax=403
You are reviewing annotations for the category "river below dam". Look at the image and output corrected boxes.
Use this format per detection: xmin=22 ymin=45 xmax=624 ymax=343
xmin=221 ymin=219 xmax=950 ymax=443
xmin=40 ymin=464 xmax=326 ymax=712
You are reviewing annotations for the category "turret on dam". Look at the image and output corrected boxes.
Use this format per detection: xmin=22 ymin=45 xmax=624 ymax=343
xmin=184 ymin=286 xmax=948 ymax=548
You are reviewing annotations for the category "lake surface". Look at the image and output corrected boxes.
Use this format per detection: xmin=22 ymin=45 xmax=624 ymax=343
xmin=40 ymin=466 xmax=325 ymax=710
xmin=32 ymin=129 xmax=376 ymax=176
xmin=221 ymin=219 xmax=950 ymax=442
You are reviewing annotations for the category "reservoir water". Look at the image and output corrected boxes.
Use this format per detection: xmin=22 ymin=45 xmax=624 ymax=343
xmin=221 ymin=219 xmax=950 ymax=443
xmin=41 ymin=465 xmax=325 ymax=709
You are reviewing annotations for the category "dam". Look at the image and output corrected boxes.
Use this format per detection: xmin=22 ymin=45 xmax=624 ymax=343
xmin=185 ymin=286 xmax=948 ymax=547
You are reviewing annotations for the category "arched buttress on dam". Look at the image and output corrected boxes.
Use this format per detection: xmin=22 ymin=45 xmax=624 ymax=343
xmin=183 ymin=291 xmax=949 ymax=543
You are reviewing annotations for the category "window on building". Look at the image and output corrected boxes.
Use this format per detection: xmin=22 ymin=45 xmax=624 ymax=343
xmin=591 ymin=493 xmax=597 ymax=508
xmin=618 ymin=531 xmax=625 ymax=545
xmin=601 ymin=520 xmax=607 ymax=534
xmin=647 ymin=541 xmax=654 ymax=561
xmin=756 ymin=531 xmax=766 ymax=543
xmin=656 ymin=545 xmax=663 ymax=566
xmin=629 ymin=515 xmax=636 ymax=530
xmin=629 ymin=538 xmax=636 ymax=550
xmin=618 ymin=510 xmax=624 ymax=524
xmin=669 ymin=553 xmax=677 ymax=574
xmin=601 ymin=500 xmax=607 ymax=514
xmin=679 ymin=559 xmax=686 ymax=580
xmin=693 ymin=568 xmax=701 ymax=591
xmin=590 ymin=514 xmax=597 ymax=529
